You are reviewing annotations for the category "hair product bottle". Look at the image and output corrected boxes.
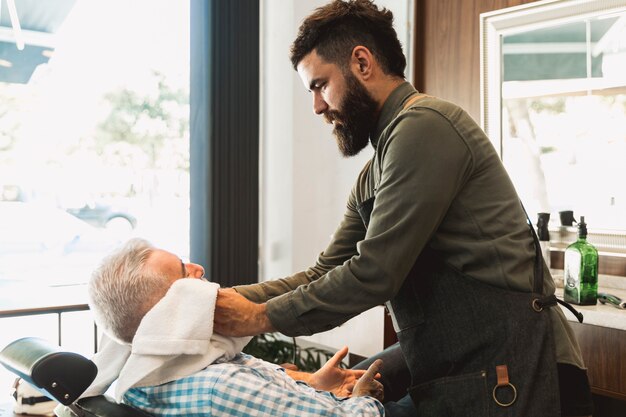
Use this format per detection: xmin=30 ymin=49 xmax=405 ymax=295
xmin=537 ymin=212 xmax=551 ymax=269
xmin=563 ymin=216 xmax=598 ymax=305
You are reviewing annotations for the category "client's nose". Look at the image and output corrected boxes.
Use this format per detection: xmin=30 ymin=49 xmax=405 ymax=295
xmin=186 ymin=262 xmax=205 ymax=279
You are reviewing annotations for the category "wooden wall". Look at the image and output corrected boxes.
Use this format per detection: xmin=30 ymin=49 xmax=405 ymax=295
xmin=413 ymin=0 xmax=536 ymax=122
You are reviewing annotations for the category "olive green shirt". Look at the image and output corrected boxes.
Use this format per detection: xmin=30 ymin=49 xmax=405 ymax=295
xmin=236 ymin=82 xmax=584 ymax=368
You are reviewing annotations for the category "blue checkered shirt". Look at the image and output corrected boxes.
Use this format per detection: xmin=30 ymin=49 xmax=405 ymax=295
xmin=123 ymin=353 xmax=384 ymax=416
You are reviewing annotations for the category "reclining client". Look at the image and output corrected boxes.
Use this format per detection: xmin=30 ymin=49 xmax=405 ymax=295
xmin=74 ymin=238 xmax=384 ymax=417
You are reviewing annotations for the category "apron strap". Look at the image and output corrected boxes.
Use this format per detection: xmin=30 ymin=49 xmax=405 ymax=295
xmin=519 ymin=202 xmax=544 ymax=294
xmin=402 ymin=92 xmax=431 ymax=111
xmin=519 ymin=202 xmax=584 ymax=323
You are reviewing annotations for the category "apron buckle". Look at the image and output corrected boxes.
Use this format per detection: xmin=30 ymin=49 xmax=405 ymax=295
xmin=532 ymin=294 xmax=558 ymax=312
xmin=492 ymin=365 xmax=517 ymax=407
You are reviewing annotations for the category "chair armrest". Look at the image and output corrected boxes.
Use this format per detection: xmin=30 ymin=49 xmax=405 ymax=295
xmin=0 ymin=337 xmax=97 ymax=405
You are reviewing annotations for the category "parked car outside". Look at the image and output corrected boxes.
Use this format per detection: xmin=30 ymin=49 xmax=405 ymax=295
xmin=1 ymin=182 xmax=137 ymax=234
xmin=0 ymin=202 xmax=123 ymax=286
xmin=65 ymin=202 xmax=137 ymax=233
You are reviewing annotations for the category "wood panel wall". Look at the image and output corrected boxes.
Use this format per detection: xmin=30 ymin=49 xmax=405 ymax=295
xmin=413 ymin=0 xmax=536 ymax=122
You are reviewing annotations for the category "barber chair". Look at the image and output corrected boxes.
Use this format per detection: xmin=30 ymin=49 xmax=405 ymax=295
xmin=0 ymin=338 xmax=151 ymax=417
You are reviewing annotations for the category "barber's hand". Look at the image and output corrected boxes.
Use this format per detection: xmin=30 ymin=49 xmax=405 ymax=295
xmin=352 ymin=359 xmax=384 ymax=401
xmin=309 ymin=346 xmax=370 ymax=398
xmin=214 ymin=288 xmax=275 ymax=336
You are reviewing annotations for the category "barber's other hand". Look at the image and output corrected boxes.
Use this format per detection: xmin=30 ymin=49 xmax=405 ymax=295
xmin=214 ymin=288 xmax=275 ymax=336
xmin=310 ymin=346 xmax=368 ymax=398
xmin=352 ymin=359 xmax=384 ymax=401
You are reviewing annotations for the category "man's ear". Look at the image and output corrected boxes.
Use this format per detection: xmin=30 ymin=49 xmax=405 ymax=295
xmin=351 ymin=46 xmax=374 ymax=80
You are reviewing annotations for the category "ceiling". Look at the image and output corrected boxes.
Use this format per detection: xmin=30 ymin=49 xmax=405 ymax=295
xmin=0 ymin=0 xmax=77 ymax=84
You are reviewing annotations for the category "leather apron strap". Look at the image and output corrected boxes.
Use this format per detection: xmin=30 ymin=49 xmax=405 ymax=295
xmin=520 ymin=202 xmax=584 ymax=322
xmin=402 ymin=92 xmax=430 ymax=111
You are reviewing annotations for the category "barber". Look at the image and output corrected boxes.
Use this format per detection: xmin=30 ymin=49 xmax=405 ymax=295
xmin=214 ymin=1 xmax=592 ymax=416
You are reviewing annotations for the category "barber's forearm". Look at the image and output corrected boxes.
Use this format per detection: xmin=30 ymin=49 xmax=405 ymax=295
xmin=255 ymin=302 xmax=276 ymax=333
xmin=232 ymin=283 xmax=267 ymax=303
xmin=234 ymin=271 xmax=315 ymax=303
xmin=214 ymin=289 xmax=276 ymax=336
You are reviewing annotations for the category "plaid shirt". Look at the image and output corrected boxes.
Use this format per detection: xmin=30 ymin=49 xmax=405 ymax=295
xmin=123 ymin=353 xmax=384 ymax=417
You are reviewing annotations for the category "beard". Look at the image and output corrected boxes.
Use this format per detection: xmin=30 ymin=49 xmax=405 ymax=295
xmin=324 ymin=72 xmax=378 ymax=157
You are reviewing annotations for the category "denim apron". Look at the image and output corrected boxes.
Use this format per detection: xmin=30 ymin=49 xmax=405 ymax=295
xmin=357 ymin=197 xmax=566 ymax=417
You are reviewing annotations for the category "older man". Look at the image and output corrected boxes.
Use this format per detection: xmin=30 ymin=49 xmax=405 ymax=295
xmin=86 ymin=238 xmax=384 ymax=417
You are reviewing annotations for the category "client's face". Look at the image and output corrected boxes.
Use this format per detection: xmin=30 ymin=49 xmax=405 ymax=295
xmin=145 ymin=249 xmax=205 ymax=285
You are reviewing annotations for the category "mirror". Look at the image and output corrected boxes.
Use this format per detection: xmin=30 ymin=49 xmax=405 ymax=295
xmin=481 ymin=0 xmax=626 ymax=253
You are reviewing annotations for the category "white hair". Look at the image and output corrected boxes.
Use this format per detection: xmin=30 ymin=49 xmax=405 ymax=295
xmin=88 ymin=238 xmax=171 ymax=344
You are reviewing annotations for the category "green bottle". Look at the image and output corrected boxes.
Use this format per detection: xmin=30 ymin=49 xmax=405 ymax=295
xmin=563 ymin=216 xmax=598 ymax=305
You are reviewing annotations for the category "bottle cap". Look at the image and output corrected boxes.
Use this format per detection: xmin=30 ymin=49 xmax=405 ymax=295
xmin=578 ymin=216 xmax=587 ymax=238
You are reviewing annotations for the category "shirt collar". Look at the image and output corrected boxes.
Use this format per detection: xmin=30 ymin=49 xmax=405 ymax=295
xmin=371 ymin=81 xmax=418 ymax=149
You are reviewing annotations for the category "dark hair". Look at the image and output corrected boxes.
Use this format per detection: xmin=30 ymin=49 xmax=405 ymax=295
xmin=290 ymin=0 xmax=406 ymax=77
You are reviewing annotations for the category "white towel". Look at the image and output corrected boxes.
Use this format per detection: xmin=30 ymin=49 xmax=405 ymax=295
xmin=80 ymin=279 xmax=251 ymax=401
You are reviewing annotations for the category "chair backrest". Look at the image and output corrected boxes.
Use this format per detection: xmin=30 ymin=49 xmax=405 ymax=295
xmin=0 ymin=337 xmax=97 ymax=405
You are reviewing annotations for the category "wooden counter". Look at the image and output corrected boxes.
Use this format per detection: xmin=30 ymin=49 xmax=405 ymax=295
xmin=557 ymin=279 xmax=626 ymax=402
xmin=569 ymin=322 xmax=626 ymax=401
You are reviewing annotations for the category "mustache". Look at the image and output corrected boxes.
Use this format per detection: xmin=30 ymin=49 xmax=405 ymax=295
xmin=324 ymin=110 xmax=341 ymax=125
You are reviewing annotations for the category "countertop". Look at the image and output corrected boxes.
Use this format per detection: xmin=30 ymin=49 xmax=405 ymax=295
xmin=553 ymin=272 xmax=626 ymax=331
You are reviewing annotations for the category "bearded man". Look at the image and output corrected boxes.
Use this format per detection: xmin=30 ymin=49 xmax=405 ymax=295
xmin=213 ymin=1 xmax=593 ymax=416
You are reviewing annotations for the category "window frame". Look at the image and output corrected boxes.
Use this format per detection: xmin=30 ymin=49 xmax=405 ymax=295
xmin=480 ymin=0 xmax=626 ymax=275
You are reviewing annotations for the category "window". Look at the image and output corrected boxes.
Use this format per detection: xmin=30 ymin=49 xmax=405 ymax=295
xmin=0 ymin=0 xmax=191 ymax=286
xmin=0 ymin=0 xmax=190 ymax=391
xmin=481 ymin=0 xmax=626 ymax=262
xmin=501 ymin=11 xmax=626 ymax=230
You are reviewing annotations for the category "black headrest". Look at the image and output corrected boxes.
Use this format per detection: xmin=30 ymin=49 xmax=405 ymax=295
xmin=0 ymin=337 xmax=98 ymax=405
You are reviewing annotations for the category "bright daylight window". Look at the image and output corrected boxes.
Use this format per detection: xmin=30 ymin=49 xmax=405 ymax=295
xmin=501 ymin=11 xmax=626 ymax=233
xmin=0 ymin=0 xmax=190 ymax=287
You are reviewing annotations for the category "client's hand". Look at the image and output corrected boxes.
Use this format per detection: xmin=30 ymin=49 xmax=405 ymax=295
xmin=214 ymin=288 xmax=275 ymax=336
xmin=309 ymin=346 xmax=369 ymax=398
xmin=280 ymin=363 xmax=299 ymax=371
xmin=353 ymin=359 xmax=384 ymax=401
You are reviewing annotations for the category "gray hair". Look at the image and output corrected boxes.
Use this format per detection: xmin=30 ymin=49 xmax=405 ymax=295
xmin=88 ymin=238 xmax=171 ymax=344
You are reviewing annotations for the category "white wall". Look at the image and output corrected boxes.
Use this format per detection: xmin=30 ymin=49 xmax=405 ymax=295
xmin=259 ymin=0 xmax=413 ymax=356
xmin=260 ymin=0 xmax=413 ymax=355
